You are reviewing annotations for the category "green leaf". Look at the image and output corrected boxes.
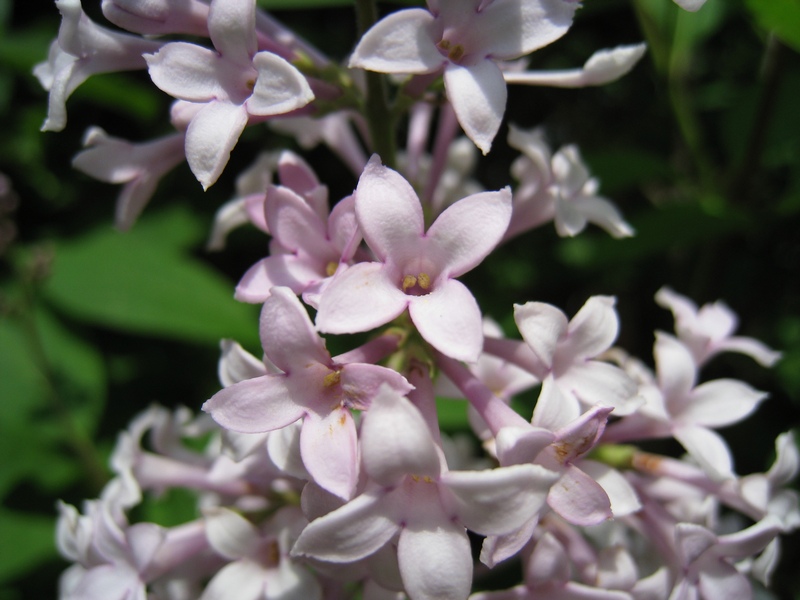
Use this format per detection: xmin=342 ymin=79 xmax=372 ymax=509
xmin=0 ymin=509 xmax=58 ymax=583
xmin=42 ymin=209 xmax=260 ymax=346
xmin=744 ymin=0 xmax=800 ymax=53
xmin=435 ymin=397 xmax=470 ymax=432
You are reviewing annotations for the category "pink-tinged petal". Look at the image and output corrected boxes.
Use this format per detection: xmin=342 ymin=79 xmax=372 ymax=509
xmin=570 ymin=195 xmax=635 ymax=238
xmin=235 ymin=254 xmax=323 ymax=303
xmin=361 ymin=386 xmax=441 ymax=486
xmin=218 ymin=340 xmax=270 ymax=387
xmin=409 ymin=278 xmax=483 ymax=362
xmin=269 ymin=559 xmax=323 ymax=600
xmin=526 ymin=532 xmax=570 ymax=586
xmin=300 ymin=408 xmax=359 ymax=500
xmin=397 ymin=521 xmax=472 ymax=600
xmin=655 ymin=286 xmax=698 ymax=328
xmin=207 ymin=0 xmax=256 ymax=66
xmin=204 ymin=507 xmax=260 ymax=559
xmin=697 ymin=561 xmax=750 ymax=600
xmin=184 ymin=100 xmax=248 ymax=189
xmin=267 ymin=421 xmax=308 ymax=480
xmin=480 ymin=514 xmax=539 ymax=568
xmin=560 ymin=296 xmax=619 ymax=361
xmin=579 ymin=460 xmax=641 ymax=517
xmin=716 ymin=517 xmax=782 ymax=559
xmin=277 ymin=151 xmax=321 ymax=198
xmin=248 ymin=52 xmax=314 ymax=116
xmin=260 ymin=287 xmax=329 ymax=372
xmin=339 ymin=363 xmax=414 ymax=410
xmin=200 ymin=560 xmax=265 ymax=600
xmin=441 ymin=464 xmax=557 ymax=534
xmin=146 ymin=43 xmax=226 ymax=101
xmin=654 ymin=332 xmax=697 ymax=405
xmin=548 ymin=464 xmax=612 ymax=525
xmin=349 ymin=9 xmax=444 ymax=74
xmin=427 ymin=187 xmax=512 ymax=277
xmin=675 ymin=523 xmax=717 ymax=566
xmin=444 ymin=60 xmax=507 ymax=154
xmin=530 ymin=375 xmax=581 ymax=432
xmin=559 ymin=361 xmax=639 ymax=414
xmin=714 ymin=336 xmax=782 ymax=368
xmin=503 ymin=44 xmax=646 ymax=88
xmin=768 ymin=431 xmax=799 ymax=485
xmin=328 ymin=195 xmax=361 ymax=259
xmin=514 ymin=301 xmax=568 ymax=370
xmin=480 ymin=0 xmax=578 ymax=59
xmin=495 ymin=426 xmax=555 ymax=466
xmin=673 ymin=425 xmax=734 ymax=481
xmin=203 ymin=375 xmax=305 ymax=434
xmin=355 ymin=156 xmax=425 ymax=263
xmin=682 ymin=379 xmax=766 ymax=427
xmin=316 ymin=262 xmax=408 ymax=334
xmin=127 ymin=522 xmax=165 ymax=572
xmin=291 ymin=489 xmax=400 ymax=562
xmin=266 ymin=185 xmax=331 ymax=261
xmin=72 ymin=565 xmax=142 ymax=600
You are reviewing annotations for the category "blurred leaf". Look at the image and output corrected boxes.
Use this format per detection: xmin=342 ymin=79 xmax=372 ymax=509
xmin=585 ymin=149 xmax=673 ymax=195
xmin=41 ymin=209 xmax=259 ymax=346
xmin=556 ymin=202 xmax=747 ymax=269
xmin=671 ymin=1 xmax=727 ymax=68
xmin=744 ymin=0 xmax=800 ymax=53
xmin=435 ymin=397 xmax=470 ymax=432
xmin=0 ymin=509 xmax=57 ymax=583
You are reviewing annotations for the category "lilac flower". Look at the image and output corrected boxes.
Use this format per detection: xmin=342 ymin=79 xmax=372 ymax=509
xmin=71 ymin=127 xmax=186 ymax=230
xmin=655 ymin=287 xmax=782 ymax=368
xmin=291 ymin=385 xmax=557 ymax=600
xmin=349 ymin=0 xmax=579 ymax=153
xmin=144 ymin=0 xmax=314 ymax=189
xmin=316 ymin=155 xmax=512 ymax=362
xmin=604 ymin=333 xmax=767 ymax=481
xmin=200 ymin=507 xmax=321 ymax=600
xmin=33 ymin=0 xmax=163 ymax=132
xmin=513 ymin=296 xmax=640 ymax=424
xmin=203 ymin=287 xmax=412 ymax=500
xmin=506 ymin=126 xmax=635 ymax=241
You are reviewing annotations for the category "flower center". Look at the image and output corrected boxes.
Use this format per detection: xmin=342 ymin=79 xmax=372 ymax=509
xmin=436 ymin=39 xmax=466 ymax=63
xmin=402 ymin=272 xmax=432 ymax=295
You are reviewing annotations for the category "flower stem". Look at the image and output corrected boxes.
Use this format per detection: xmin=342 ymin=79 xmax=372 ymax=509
xmin=354 ymin=0 xmax=397 ymax=168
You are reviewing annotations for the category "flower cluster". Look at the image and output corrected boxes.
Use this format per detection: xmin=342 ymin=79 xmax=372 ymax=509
xmin=37 ymin=0 xmax=795 ymax=599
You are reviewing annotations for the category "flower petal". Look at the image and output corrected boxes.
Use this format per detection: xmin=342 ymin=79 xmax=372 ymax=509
xmin=349 ymin=9 xmax=444 ymax=74
xmin=300 ymin=408 xmax=359 ymax=500
xmin=409 ymin=278 xmax=483 ymax=362
xmin=184 ymin=100 xmax=248 ymax=189
xmin=248 ymin=51 xmax=314 ymax=116
xmin=444 ymin=60 xmax=507 ymax=155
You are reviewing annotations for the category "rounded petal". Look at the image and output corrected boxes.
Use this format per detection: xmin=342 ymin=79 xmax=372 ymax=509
xmin=654 ymin=332 xmax=697 ymax=407
xmin=203 ymin=375 xmax=305 ymax=434
xmin=316 ymin=262 xmax=408 ymax=334
xmin=408 ymin=278 xmax=483 ymax=362
xmin=361 ymin=386 xmax=441 ymax=486
xmin=146 ymin=42 xmax=224 ymax=101
xmin=441 ymin=464 xmax=558 ymax=535
xmin=479 ymin=0 xmax=578 ymax=59
xmin=260 ymin=287 xmax=330 ymax=371
xmin=682 ymin=379 xmax=766 ymax=428
xmin=514 ymin=301 xmax=568 ymax=371
xmin=204 ymin=507 xmax=260 ymax=560
xmin=355 ymin=156 xmax=425 ymax=263
xmin=560 ymin=296 xmax=619 ymax=361
xmin=444 ymin=60 xmax=507 ymax=155
xmin=235 ymin=255 xmax=323 ymax=303
xmin=547 ymin=464 xmax=612 ymax=526
xmin=579 ymin=460 xmax=641 ymax=517
xmin=673 ymin=425 xmax=734 ymax=481
xmin=427 ymin=187 xmax=512 ymax=277
xmin=208 ymin=0 xmax=256 ymax=65
xmin=184 ymin=100 xmax=248 ymax=189
xmin=291 ymin=490 xmax=400 ymax=563
xmin=397 ymin=520 xmax=472 ymax=600
xmin=300 ymin=409 xmax=359 ymax=500
xmin=349 ymin=9 xmax=444 ymax=74
xmin=200 ymin=560 xmax=266 ymax=600
xmin=248 ymin=52 xmax=314 ymax=116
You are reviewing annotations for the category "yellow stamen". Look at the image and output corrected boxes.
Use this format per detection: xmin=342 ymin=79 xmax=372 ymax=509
xmin=417 ymin=272 xmax=431 ymax=289
xmin=402 ymin=275 xmax=417 ymax=291
xmin=323 ymin=370 xmax=341 ymax=387
xmin=326 ymin=261 xmax=338 ymax=277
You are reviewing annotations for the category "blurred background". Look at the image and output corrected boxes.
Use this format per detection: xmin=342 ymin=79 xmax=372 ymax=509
xmin=1 ymin=0 xmax=799 ymax=597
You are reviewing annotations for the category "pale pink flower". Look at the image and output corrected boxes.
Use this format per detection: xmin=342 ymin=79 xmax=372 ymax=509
xmin=33 ymin=0 xmax=163 ymax=132
xmin=316 ymin=155 xmax=512 ymax=363
xmin=291 ymin=385 xmax=557 ymax=600
xmin=71 ymin=127 xmax=186 ymax=230
xmin=349 ymin=0 xmax=578 ymax=153
xmin=655 ymin=287 xmax=782 ymax=368
xmin=145 ymin=0 xmax=314 ymax=189
xmin=203 ymin=287 xmax=412 ymax=500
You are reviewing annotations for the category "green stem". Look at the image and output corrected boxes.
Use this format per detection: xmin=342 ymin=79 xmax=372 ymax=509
xmin=354 ymin=0 xmax=397 ymax=168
